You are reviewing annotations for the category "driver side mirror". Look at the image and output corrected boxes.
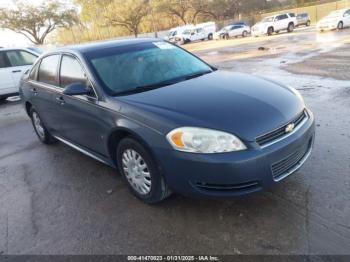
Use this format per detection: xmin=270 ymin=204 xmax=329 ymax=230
xmin=63 ymin=83 xmax=93 ymax=96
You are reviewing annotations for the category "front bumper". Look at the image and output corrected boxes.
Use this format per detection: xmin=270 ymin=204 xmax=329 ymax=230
xmin=317 ymin=23 xmax=338 ymax=31
xmin=154 ymin=110 xmax=315 ymax=198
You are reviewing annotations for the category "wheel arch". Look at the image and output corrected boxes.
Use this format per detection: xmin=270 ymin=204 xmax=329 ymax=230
xmin=25 ymin=101 xmax=32 ymax=116
xmin=106 ymin=126 xmax=160 ymax=169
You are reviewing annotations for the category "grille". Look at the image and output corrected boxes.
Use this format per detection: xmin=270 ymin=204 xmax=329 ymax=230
xmin=271 ymin=138 xmax=312 ymax=181
xmin=194 ymin=181 xmax=260 ymax=192
xmin=256 ymin=110 xmax=308 ymax=147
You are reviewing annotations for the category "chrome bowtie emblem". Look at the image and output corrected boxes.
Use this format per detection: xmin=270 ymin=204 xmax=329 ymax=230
xmin=285 ymin=123 xmax=295 ymax=133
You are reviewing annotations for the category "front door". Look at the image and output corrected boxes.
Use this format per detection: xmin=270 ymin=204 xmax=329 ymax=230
xmin=5 ymin=50 xmax=38 ymax=89
xmin=53 ymin=54 xmax=108 ymax=156
xmin=0 ymin=51 xmax=15 ymax=96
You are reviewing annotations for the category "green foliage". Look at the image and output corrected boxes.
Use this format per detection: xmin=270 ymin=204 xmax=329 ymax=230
xmin=0 ymin=0 xmax=78 ymax=45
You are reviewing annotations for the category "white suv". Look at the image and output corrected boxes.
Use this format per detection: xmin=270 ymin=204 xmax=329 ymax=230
xmin=252 ymin=13 xmax=297 ymax=36
xmin=0 ymin=48 xmax=39 ymax=101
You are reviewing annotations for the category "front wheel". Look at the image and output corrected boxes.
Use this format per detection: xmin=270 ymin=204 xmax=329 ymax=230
xmin=117 ymin=137 xmax=171 ymax=203
xmin=30 ymin=108 xmax=57 ymax=144
xmin=287 ymin=23 xmax=294 ymax=33
xmin=242 ymin=31 xmax=248 ymax=37
xmin=337 ymin=21 xmax=343 ymax=30
xmin=267 ymin=27 xmax=274 ymax=36
xmin=306 ymin=20 xmax=311 ymax=27
xmin=208 ymin=33 xmax=213 ymax=40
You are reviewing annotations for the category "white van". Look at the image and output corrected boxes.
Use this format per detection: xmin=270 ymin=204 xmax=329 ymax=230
xmin=174 ymin=22 xmax=216 ymax=44
xmin=164 ymin=25 xmax=194 ymax=43
xmin=0 ymin=48 xmax=39 ymax=101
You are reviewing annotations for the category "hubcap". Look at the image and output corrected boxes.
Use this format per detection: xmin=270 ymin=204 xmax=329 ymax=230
xmin=32 ymin=112 xmax=45 ymax=138
xmin=122 ymin=149 xmax=151 ymax=195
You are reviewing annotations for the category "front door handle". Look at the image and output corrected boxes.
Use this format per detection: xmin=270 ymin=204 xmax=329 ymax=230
xmin=12 ymin=70 xmax=22 ymax=73
xmin=30 ymin=87 xmax=38 ymax=95
xmin=55 ymin=96 xmax=65 ymax=105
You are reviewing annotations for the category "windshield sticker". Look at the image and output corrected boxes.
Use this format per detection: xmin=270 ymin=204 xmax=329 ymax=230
xmin=153 ymin=42 xmax=175 ymax=49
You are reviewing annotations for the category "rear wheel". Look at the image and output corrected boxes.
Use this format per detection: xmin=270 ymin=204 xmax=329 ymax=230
xmin=337 ymin=21 xmax=343 ymax=30
xmin=287 ymin=23 xmax=294 ymax=33
xmin=117 ymin=137 xmax=171 ymax=203
xmin=30 ymin=108 xmax=57 ymax=144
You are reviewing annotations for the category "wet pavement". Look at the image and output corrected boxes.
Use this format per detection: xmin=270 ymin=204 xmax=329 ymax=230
xmin=1 ymin=27 xmax=350 ymax=255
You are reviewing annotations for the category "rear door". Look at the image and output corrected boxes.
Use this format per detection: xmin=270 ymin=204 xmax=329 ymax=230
xmin=54 ymin=54 xmax=107 ymax=155
xmin=5 ymin=50 xmax=38 ymax=89
xmin=0 ymin=51 xmax=15 ymax=96
xmin=30 ymin=54 xmax=61 ymax=130
xmin=275 ymin=14 xmax=288 ymax=30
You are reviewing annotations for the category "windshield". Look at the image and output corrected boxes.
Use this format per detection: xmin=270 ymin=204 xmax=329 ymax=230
xmin=261 ymin=17 xmax=274 ymax=23
xmin=87 ymin=42 xmax=213 ymax=96
xmin=168 ymin=30 xmax=177 ymax=37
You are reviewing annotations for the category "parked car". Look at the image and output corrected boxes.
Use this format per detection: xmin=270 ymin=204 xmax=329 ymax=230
xmin=20 ymin=39 xmax=315 ymax=203
xmin=296 ymin=13 xmax=311 ymax=27
xmin=252 ymin=13 xmax=297 ymax=36
xmin=0 ymin=48 xmax=39 ymax=101
xmin=174 ymin=22 xmax=216 ymax=44
xmin=164 ymin=25 xmax=194 ymax=43
xmin=214 ymin=24 xmax=251 ymax=40
xmin=196 ymin=21 xmax=216 ymax=40
xmin=317 ymin=8 xmax=350 ymax=31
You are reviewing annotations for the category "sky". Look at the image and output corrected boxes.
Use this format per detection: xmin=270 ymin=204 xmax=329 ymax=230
xmin=0 ymin=0 xmax=58 ymax=47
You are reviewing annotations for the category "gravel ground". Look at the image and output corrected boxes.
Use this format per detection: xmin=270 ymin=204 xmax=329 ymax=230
xmin=0 ymin=27 xmax=350 ymax=255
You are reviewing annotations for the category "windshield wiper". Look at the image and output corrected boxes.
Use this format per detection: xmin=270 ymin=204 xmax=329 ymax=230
xmin=115 ymin=80 xmax=178 ymax=96
xmin=184 ymin=70 xmax=213 ymax=80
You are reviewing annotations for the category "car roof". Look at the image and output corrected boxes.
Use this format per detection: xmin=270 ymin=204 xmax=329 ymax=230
xmin=0 ymin=47 xmax=37 ymax=52
xmin=53 ymin=38 xmax=160 ymax=55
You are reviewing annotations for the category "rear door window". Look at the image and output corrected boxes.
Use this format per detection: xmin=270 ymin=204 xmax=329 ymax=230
xmin=38 ymin=55 xmax=60 ymax=86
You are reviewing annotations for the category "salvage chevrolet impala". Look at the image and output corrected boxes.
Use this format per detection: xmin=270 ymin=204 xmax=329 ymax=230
xmin=20 ymin=39 xmax=315 ymax=203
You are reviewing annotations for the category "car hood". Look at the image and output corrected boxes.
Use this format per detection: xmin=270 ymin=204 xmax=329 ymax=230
xmin=318 ymin=16 xmax=339 ymax=23
xmin=117 ymin=71 xmax=304 ymax=141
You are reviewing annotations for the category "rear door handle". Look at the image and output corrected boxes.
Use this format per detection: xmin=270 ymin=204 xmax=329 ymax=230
xmin=12 ymin=70 xmax=22 ymax=73
xmin=55 ymin=96 xmax=65 ymax=105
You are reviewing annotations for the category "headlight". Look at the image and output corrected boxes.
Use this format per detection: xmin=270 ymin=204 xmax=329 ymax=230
xmin=166 ymin=127 xmax=246 ymax=153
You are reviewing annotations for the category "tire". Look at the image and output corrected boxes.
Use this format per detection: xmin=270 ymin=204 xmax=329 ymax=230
xmin=275 ymin=30 xmax=280 ymax=34
xmin=267 ymin=27 xmax=274 ymax=36
xmin=117 ymin=137 xmax=171 ymax=204
xmin=242 ymin=31 xmax=248 ymax=37
xmin=306 ymin=20 xmax=311 ymax=27
xmin=30 ymin=108 xmax=57 ymax=144
xmin=287 ymin=23 xmax=294 ymax=33
xmin=224 ymin=33 xmax=229 ymax=40
xmin=337 ymin=21 xmax=343 ymax=30
xmin=208 ymin=33 xmax=213 ymax=40
xmin=0 ymin=96 xmax=7 ymax=102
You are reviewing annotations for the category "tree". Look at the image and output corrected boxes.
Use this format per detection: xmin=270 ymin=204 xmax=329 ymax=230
xmin=0 ymin=0 xmax=78 ymax=45
xmin=103 ymin=0 xmax=150 ymax=37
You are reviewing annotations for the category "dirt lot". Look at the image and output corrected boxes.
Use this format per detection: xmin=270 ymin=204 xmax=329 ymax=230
xmin=1 ymin=27 xmax=350 ymax=255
